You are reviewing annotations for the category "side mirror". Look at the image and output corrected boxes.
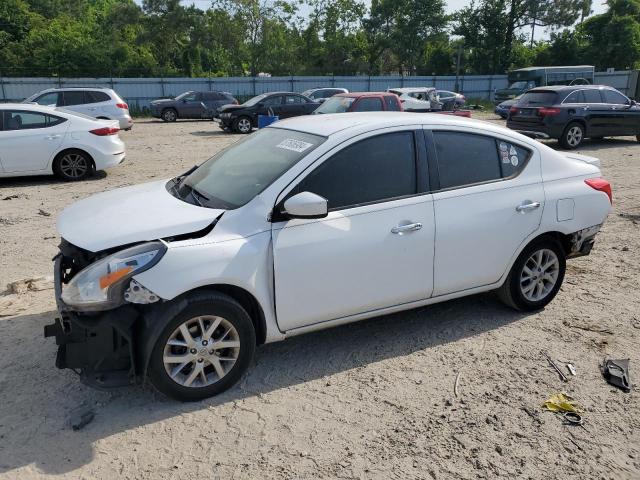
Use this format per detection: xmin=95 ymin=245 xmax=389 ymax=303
xmin=282 ymin=192 xmax=328 ymax=219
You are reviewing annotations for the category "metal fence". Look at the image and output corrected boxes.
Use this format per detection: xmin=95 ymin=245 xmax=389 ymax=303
xmin=0 ymin=72 xmax=634 ymax=112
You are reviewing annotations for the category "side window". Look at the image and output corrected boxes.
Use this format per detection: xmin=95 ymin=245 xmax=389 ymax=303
xmin=352 ymin=97 xmax=383 ymax=112
xmin=263 ymin=96 xmax=283 ymax=107
xmin=85 ymin=91 xmax=110 ymax=103
xmin=4 ymin=111 xmax=59 ymax=130
xmin=563 ymin=91 xmax=582 ymax=103
xmin=603 ymin=89 xmax=629 ymax=105
xmin=582 ymin=90 xmax=603 ymax=103
xmin=433 ymin=132 xmax=502 ymax=189
xmin=296 ymin=132 xmax=417 ymax=210
xmin=385 ymin=95 xmax=401 ymax=111
xmin=496 ymin=140 xmax=531 ymax=178
xmin=61 ymin=91 xmax=85 ymax=106
xmin=182 ymin=92 xmax=197 ymax=102
xmin=33 ymin=92 xmax=60 ymax=106
xmin=285 ymin=95 xmax=305 ymax=104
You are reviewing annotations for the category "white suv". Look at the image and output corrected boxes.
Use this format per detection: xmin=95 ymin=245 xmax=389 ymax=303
xmin=24 ymin=88 xmax=133 ymax=130
xmin=46 ymin=113 xmax=611 ymax=401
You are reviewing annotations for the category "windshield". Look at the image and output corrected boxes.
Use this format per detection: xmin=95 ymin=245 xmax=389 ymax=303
xmin=313 ymin=96 xmax=355 ymax=114
xmin=508 ymin=81 xmax=530 ymax=90
xmin=517 ymin=91 xmax=557 ymax=106
xmin=177 ymin=128 xmax=326 ymax=209
xmin=175 ymin=91 xmax=194 ymax=100
xmin=243 ymin=94 xmax=267 ymax=107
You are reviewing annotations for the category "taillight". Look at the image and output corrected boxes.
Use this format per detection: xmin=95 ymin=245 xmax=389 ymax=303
xmin=585 ymin=178 xmax=612 ymax=203
xmin=509 ymin=106 xmax=518 ymax=114
xmin=90 ymin=127 xmax=120 ymax=136
xmin=538 ymin=107 xmax=561 ymax=117
xmin=116 ymin=103 xmax=128 ymax=110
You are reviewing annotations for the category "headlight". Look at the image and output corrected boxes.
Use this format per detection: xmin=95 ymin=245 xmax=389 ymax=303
xmin=61 ymin=242 xmax=166 ymax=311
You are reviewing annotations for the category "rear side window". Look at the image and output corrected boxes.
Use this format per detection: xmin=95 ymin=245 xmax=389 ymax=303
xmin=433 ymin=132 xmax=530 ymax=189
xmin=603 ymin=89 xmax=628 ymax=104
xmin=563 ymin=90 xmax=582 ymax=103
xmin=285 ymin=95 xmax=304 ymax=104
xmin=582 ymin=90 xmax=603 ymax=103
xmin=61 ymin=91 xmax=85 ymax=106
xmin=352 ymin=97 xmax=383 ymax=112
xmin=2 ymin=110 xmax=66 ymax=130
xmin=203 ymin=92 xmax=224 ymax=101
xmin=85 ymin=91 xmax=111 ymax=103
xmin=297 ymin=132 xmax=417 ymax=210
xmin=385 ymin=95 xmax=401 ymax=111
xmin=518 ymin=91 xmax=557 ymax=106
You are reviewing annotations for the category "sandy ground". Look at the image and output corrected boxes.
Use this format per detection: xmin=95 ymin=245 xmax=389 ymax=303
xmin=0 ymin=115 xmax=639 ymax=479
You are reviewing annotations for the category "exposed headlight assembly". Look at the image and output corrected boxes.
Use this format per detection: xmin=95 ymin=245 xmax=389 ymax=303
xmin=61 ymin=242 xmax=166 ymax=311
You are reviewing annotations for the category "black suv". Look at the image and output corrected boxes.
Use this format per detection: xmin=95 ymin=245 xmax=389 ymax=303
xmin=217 ymin=92 xmax=319 ymax=133
xmin=150 ymin=91 xmax=237 ymax=122
xmin=506 ymin=85 xmax=640 ymax=148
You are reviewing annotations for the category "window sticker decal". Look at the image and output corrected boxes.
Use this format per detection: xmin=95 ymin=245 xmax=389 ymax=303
xmin=276 ymin=139 xmax=314 ymax=153
xmin=510 ymin=155 xmax=519 ymax=166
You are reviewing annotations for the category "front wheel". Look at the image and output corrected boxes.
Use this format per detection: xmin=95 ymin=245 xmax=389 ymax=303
xmin=233 ymin=116 xmax=253 ymax=134
xmin=147 ymin=292 xmax=256 ymax=401
xmin=559 ymin=122 xmax=585 ymax=149
xmin=498 ymin=238 xmax=566 ymax=311
xmin=162 ymin=109 xmax=177 ymax=122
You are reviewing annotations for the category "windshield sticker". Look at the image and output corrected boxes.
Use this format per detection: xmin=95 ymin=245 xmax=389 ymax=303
xmin=509 ymin=145 xmax=517 ymax=156
xmin=511 ymin=155 xmax=519 ymax=166
xmin=499 ymin=142 xmax=508 ymax=152
xmin=501 ymin=151 xmax=510 ymax=163
xmin=276 ymin=139 xmax=314 ymax=153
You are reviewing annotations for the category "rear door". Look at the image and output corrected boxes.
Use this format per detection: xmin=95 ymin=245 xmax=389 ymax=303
xmin=0 ymin=110 xmax=68 ymax=172
xmin=180 ymin=92 xmax=205 ymax=118
xmin=580 ymin=89 xmax=610 ymax=137
xmin=84 ymin=90 xmax=113 ymax=117
xmin=429 ymin=129 xmax=544 ymax=295
xmin=281 ymin=95 xmax=308 ymax=118
xmin=59 ymin=91 xmax=87 ymax=115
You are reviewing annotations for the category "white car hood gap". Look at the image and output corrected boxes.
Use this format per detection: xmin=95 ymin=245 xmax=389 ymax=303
xmin=57 ymin=180 xmax=224 ymax=252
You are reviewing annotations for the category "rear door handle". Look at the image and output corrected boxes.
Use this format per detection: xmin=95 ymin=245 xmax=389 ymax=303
xmin=516 ymin=201 xmax=541 ymax=213
xmin=391 ymin=222 xmax=422 ymax=234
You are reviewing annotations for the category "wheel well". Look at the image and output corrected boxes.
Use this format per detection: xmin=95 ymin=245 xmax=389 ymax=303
xmin=162 ymin=107 xmax=178 ymax=116
xmin=188 ymin=285 xmax=267 ymax=345
xmin=53 ymin=148 xmax=96 ymax=171
xmin=566 ymin=119 xmax=587 ymax=134
xmin=527 ymin=231 xmax=572 ymax=256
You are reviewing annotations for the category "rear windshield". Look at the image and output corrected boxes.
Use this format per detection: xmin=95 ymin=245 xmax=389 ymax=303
xmin=178 ymin=128 xmax=326 ymax=209
xmin=517 ymin=91 xmax=557 ymax=106
xmin=313 ymin=96 xmax=355 ymax=114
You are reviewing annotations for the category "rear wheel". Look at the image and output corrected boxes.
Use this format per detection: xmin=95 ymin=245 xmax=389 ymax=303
xmin=53 ymin=150 xmax=93 ymax=181
xmin=162 ymin=109 xmax=177 ymax=122
xmin=233 ymin=116 xmax=252 ymax=134
xmin=498 ymin=238 xmax=566 ymax=311
xmin=148 ymin=292 xmax=256 ymax=401
xmin=559 ymin=122 xmax=585 ymax=149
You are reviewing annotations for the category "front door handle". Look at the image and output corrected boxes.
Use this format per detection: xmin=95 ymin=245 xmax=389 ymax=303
xmin=391 ymin=222 xmax=422 ymax=235
xmin=516 ymin=201 xmax=541 ymax=213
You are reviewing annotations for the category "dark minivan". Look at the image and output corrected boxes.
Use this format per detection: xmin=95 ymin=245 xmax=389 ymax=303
xmin=507 ymin=85 xmax=640 ymax=148
xmin=150 ymin=91 xmax=238 ymax=122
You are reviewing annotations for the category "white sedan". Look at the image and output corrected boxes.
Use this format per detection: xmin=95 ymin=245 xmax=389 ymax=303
xmin=46 ymin=113 xmax=611 ymax=401
xmin=0 ymin=104 xmax=125 ymax=181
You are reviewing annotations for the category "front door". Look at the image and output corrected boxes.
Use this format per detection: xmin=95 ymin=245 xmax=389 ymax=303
xmin=0 ymin=110 xmax=68 ymax=172
xmin=429 ymin=130 xmax=544 ymax=296
xmin=272 ymin=130 xmax=434 ymax=331
xmin=180 ymin=92 xmax=205 ymax=118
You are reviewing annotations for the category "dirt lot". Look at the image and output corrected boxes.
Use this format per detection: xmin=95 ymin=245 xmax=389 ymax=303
xmin=0 ymin=114 xmax=639 ymax=479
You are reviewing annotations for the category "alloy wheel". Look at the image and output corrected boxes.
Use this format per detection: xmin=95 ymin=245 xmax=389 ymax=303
xmin=519 ymin=248 xmax=560 ymax=302
xmin=163 ymin=315 xmax=240 ymax=388
xmin=59 ymin=153 xmax=88 ymax=179
xmin=566 ymin=126 xmax=583 ymax=147
xmin=163 ymin=110 xmax=176 ymax=122
xmin=237 ymin=118 xmax=251 ymax=133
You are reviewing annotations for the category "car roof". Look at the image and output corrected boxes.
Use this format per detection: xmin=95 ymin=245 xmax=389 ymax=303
xmin=528 ymin=84 xmax=614 ymax=93
xmin=35 ymin=87 xmax=113 ymax=92
xmin=335 ymin=92 xmax=394 ymax=98
xmin=271 ymin=112 xmax=516 ymax=137
xmin=0 ymin=103 xmax=57 ymax=110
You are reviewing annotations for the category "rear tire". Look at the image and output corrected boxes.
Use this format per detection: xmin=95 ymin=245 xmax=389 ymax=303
xmin=147 ymin=292 xmax=256 ymax=402
xmin=53 ymin=150 xmax=94 ymax=181
xmin=497 ymin=237 xmax=566 ymax=311
xmin=559 ymin=122 xmax=585 ymax=149
xmin=162 ymin=109 xmax=177 ymax=122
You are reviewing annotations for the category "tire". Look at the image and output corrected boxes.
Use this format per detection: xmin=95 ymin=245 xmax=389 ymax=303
xmin=161 ymin=109 xmax=178 ymax=122
xmin=497 ymin=237 xmax=566 ymax=311
xmin=147 ymin=292 xmax=256 ymax=402
xmin=559 ymin=122 xmax=585 ymax=149
xmin=233 ymin=116 xmax=253 ymax=134
xmin=53 ymin=149 xmax=94 ymax=181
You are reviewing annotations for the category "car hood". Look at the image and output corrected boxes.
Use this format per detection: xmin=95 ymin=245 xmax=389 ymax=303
xmin=218 ymin=104 xmax=248 ymax=113
xmin=57 ymin=180 xmax=223 ymax=252
xmin=151 ymin=98 xmax=174 ymax=105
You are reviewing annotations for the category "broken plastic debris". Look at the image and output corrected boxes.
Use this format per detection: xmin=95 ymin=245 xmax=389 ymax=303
xmin=542 ymin=393 xmax=581 ymax=414
xmin=602 ymin=358 xmax=631 ymax=392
